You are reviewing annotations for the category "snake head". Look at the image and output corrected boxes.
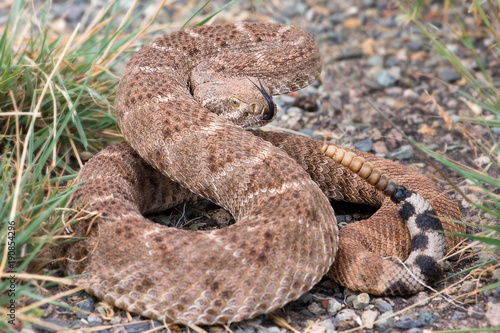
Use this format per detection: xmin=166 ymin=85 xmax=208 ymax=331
xmin=248 ymin=78 xmax=275 ymax=121
xmin=190 ymin=62 xmax=277 ymax=127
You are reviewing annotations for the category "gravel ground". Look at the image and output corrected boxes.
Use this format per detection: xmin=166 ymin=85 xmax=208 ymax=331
xmin=16 ymin=0 xmax=500 ymax=332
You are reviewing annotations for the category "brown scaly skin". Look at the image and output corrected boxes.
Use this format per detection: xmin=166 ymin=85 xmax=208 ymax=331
xmin=59 ymin=22 xmax=465 ymax=325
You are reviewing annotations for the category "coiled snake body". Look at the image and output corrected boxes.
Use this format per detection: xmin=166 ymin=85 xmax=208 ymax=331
xmin=61 ymin=22 xmax=464 ymax=325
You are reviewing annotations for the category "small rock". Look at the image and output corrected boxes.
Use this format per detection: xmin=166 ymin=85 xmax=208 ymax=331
xmin=334 ymin=48 xmax=363 ymax=60
xmin=287 ymin=106 xmax=303 ymax=117
xmin=403 ymin=89 xmax=419 ymax=102
xmin=242 ymin=325 xmax=256 ymax=333
xmin=354 ymin=138 xmax=373 ymax=152
xmin=336 ymin=309 xmax=357 ymax=322
xmin=299 ymin=128 xmax=314 ymax=137
xmin=418 ymin=312 xmax=437 ymax=325
xmin=374 ymin=299 xmax=393 ymax=312
xmin=486 ymin=302 xmax=500 ymax=327
xmin=33 ymin=318 xmax=70 ymax=332
xmin=470 ymin=303 xmax=486 ymax=320
xmin=87 ymin=313 xmax=103 ymax=327
xmin=408 ymin=329 xmax=422 ymax=333
xmin=352 ymin=293 xmax=370 ymax=309
xmin=493 ymin=268 xmax=500 ymax=280
xmin=389 ymin=144 xmax=413 ymax=160
xmin=345 ymin=295 xmax=356 ymax=307
xmin=125 ymin=321 xmax=151 ymax=333
xmin=367 ymin=55 xmax=384 ymax=67
xmin=374 ymin=311 xmax=395 ymax=333
xmin=395 ymin=319 xmax=422 ymax=329
xmin=327 ymin=298 xmax=343 ymax=315
xmin=373 ymin=69 xmax=397 ymax=87
xmin=437 ymin=68 xmax=461 ymax=82
xmin=388 ymin=66 xmax=402 ymax=81
xmin=76 ymin=298 xmax=94 ymax=319
xmin=277 ymin=94 xmax=295 ymax=106
xmin=361 ymin=310 xmax=378 ymax=329
xmin=451 ymin=311 xmax=467 ymax=320
xmin=460 ymin=280 xmax=476 ymax=293
xmin=320 ymin=318 xmax=338 ymax=331
xmin=308 ymin=302 xmax=326 ymax=315
xmin=300 ymin=309 xmax=316 ymax=318
xmin=257 ymin=327 xmax=280 ymax=333
xmin=372 ymin=141 xmax=389 ymax=155
xmin=407 ymin=39 xmax=423 ymax=51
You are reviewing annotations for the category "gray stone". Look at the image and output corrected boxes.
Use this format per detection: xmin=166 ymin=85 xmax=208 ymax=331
xmin=389 ymin=144 xmax=413 ymax=160
xmin=352 ymin=293 xmax=370 ymax=309
xmin=277 ymin=94 xmax=296 ymax=106
xmin=367 ymin=55 xmax=384 ymax=67
xmin=470 ymin=303 xmax=486 ymax=320
xmin=395 ymin=319 xmax=422 ymax=329
xmin=354 ymin=138 xmax=373 ymax=152
xmin=451 ymin=311 xmax=466 ymax=321
xmin=486 ymin=302 xmax=500 ymax=327
xmin=33 ymin=318 xmax=70 ymax=332
xmin=320 ymin=318 xmax=338 ymax=331
xmin=242 ymin=325 xmax=256 ymax=333
xmin=336 ymin=309 xmax=358 ymax=323
xmin=125 ymin=321 xmax=151 ymax=333
xmin=286 ymin=106 xmax=303 ymax=117
xmin=418 ymin=312 xmax=437 ymax=325
xmin=408 ymin=328 xmax=422 ymax=333
xmin=69 ymin=320 xmax=83 ymax=329
xmin=388 ymin=66 xmax=402 ymax=81
xmin=374 ymin=69 xmax=397 ymax=87
xmin=308 ymin=301 xmax=326 ymax=315
xmin=407 ymin=39 xmax=423 ymax=51
xmin=77 ymin=298 xmax=94 ymax=319
xmin=257 ymin=327 xmax=281 ymax=333
xmin=437 ymin=69 xmax=461 ymax=82
xmin=328 ymin=298 xmax=343 ymax=315
xmin=374 ymin=299 xmax=393 ymax=312
xmin=299 ymin=128 xmax=314 ymax=137
xmin=374 ymin=311 xmax=395 ymax=333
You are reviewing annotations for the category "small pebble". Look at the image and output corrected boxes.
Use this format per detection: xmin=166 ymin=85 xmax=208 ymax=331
xmin=87 ymin=313 xmax=102 ymax=327
xmin=257 ymin=327 xmax=280 ymax=333
xmin=451 ymin=311 xmax=466 ymax=320
xmin=373 ymin=69 xmax=397 ymax=87
xmin=372 ymin=141 xmax=389 ymax=155
xmin=374 ymin=310 xmax=395 ymax=333
xmin=408 ymin=328 xmax=422 ymax=333
xmin=437 ymin=68 xmax=461 ymax=82
xmin=389 ymin=144 xmax=413 ymax=160
xmin=469 ymin=303 xmax=486 ymax=320
xmin=460 ymin=280 xmax=476 ymax=293
xmin=308 ymin=302 xmax=326 ymax=315
xmin=327 ymin=298 xmax=343 ymax=315
xmin=418 ymin=312 xmax=437 ymax=325
xmin=32 ymin=318 xmax=70 ymax=332
xmin=287 ymin=106 xmax=303 ymax=117
xmin=125 ymin=321 xmax=152 ymax=333
xmin=292 ymin=292 xmax=313 ymax=307
xmin=395 ymin=319 xmax=422 ymax=329
xmin=374 ymin=299 xmax=393 ymax=312
xmin=361 ymin=309 xmax=378 ymax=329
xmin=354 ymin=138 xmax=372 ymax=152
xmin=352 ymin=293 xmax=370 ymax=309
xmin=486 ymin=302 xmax=500 ymax=327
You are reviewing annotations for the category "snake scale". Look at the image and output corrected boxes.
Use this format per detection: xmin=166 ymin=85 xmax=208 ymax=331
xmin=60 ymin=22 xmax=465 ymax=325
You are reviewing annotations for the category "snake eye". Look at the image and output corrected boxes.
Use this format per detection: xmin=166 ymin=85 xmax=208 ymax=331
xmin=232 ymin=98 xmax=240 ymax=107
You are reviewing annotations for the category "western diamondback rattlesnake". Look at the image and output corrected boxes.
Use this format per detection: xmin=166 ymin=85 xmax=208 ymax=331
xmin=60 ymin=22 xmax=464 ymax=325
